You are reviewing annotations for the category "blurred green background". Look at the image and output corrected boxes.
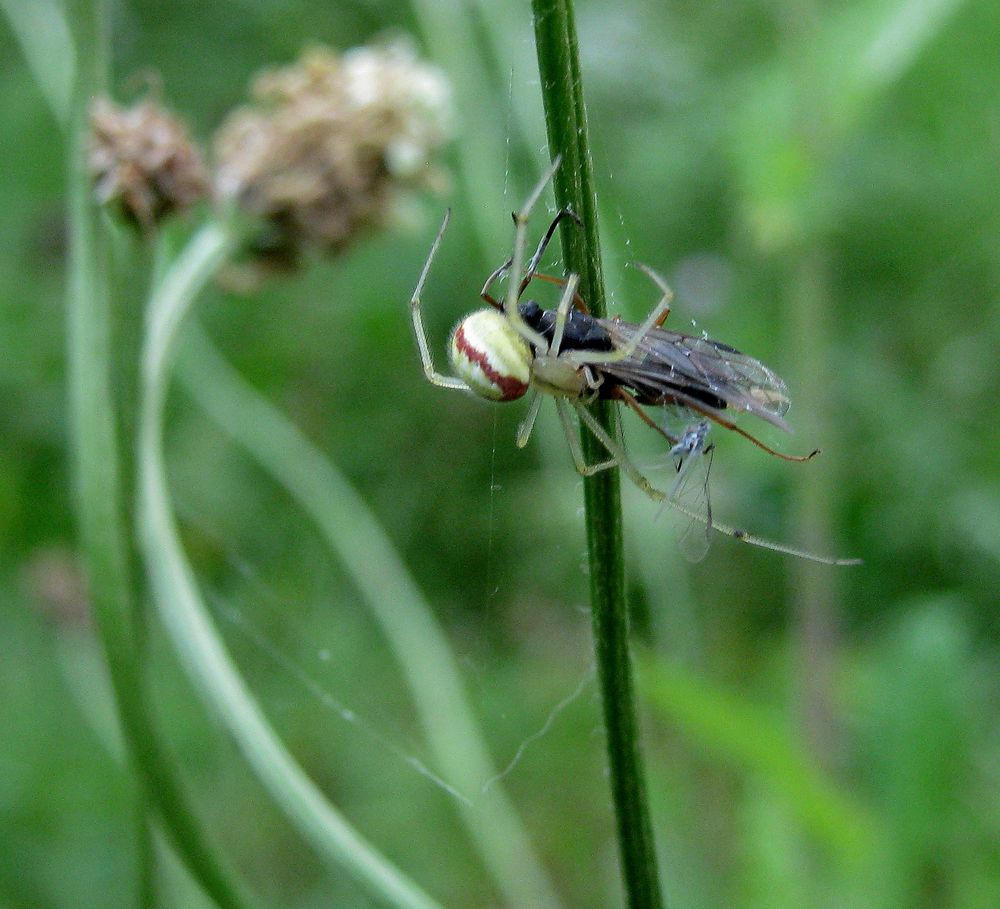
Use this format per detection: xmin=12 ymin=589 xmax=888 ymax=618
xmin=2 ymin=0 xmax=998 ymax=907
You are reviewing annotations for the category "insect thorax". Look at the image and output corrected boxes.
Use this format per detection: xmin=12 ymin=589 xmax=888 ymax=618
xmin=519 ymin=299 xmax=613 ymax=352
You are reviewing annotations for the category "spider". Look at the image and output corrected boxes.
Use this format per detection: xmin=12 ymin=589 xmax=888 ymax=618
xmin=407 ymin=159 xmax=860 ymax=566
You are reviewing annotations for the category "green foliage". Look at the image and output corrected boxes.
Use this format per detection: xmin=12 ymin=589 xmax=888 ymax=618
xmin=2 ymin=0 xmax=998 ymax=907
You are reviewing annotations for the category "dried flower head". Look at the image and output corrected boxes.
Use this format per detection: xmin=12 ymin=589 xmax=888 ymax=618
xmin=213 ymin=40 xmax=452 ymax=268
xmin=88 ymin=96 xmax=209 ymax=229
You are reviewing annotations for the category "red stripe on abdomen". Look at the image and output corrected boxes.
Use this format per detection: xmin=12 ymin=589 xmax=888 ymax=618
xmin=454 ymin=323 xmax=529 ymax=401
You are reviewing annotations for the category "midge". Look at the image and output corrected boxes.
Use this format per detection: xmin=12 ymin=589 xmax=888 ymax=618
xmin=407 ymin=158 xmax=860 ymax=566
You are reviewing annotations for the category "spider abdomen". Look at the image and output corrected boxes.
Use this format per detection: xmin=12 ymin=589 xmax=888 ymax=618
xmin=450 ymin=308 xmax=531 ymax=401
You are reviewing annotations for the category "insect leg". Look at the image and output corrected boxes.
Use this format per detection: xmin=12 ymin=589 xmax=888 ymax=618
xmin=683 ymin=400 xmax=821 ymax=462
xmin=482 ymin=177 xmax=581 ymax=308
xmin=519 ymin=272 xmax=591 ymax=314
xmin=573 ymin=401 xmax=856 ymax=564
xmin=609 ymin=387 xmax=681 ymax=445
xmin=519 ymin=208 xmax=582 ymax=296
xmin=480 ymin=258 xmax=512 ymax=309
xmin=505 ymin=157 xmax=562 ymax=352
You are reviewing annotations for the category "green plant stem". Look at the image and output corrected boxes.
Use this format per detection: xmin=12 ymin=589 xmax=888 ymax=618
xmin=531 ymin=2 xmax=664 ymax=907
xmin=138 ymin=223 xmax=443 ymax=909
xmin=0 ymin=0 xmax=75 ymax=126
xmin=786 ymin=247 xmax=843 ymax=764
xmin=178 ymin=325 xmax=564 ymax=909
xmin=64 ymin=4 xmax=257 ymax=906
xmin=407 ymin=0 xmax=509 ymax=262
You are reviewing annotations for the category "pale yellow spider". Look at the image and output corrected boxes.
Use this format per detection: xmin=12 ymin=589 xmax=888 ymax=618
xmin=407 ymin=159 xmax=860 ymax=566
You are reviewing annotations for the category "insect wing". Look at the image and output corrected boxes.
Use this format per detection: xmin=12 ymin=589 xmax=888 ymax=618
xmin=601 ymin=321 xmax=793 ymax=431
xmin=660 ymin=421 xmax=714 ymax=563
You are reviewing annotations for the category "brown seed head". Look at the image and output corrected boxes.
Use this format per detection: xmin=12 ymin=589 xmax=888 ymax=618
xmin=88 ymin=95 xmax=209 ymax=229
xmin=213 ymin=40 xmax=452 ymax=268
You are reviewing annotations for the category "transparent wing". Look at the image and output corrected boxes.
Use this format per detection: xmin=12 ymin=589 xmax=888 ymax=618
xmin=601 ymin=320 xmax=792 ymax=431
xmin=657 ymin=420 xmax=714 ymax=563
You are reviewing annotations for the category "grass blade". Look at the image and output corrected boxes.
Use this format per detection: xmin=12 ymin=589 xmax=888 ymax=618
xmin=138 ymin=223 xmax=443 ymax=909
xmin=177 ymin=325 xmax=565 ymax=909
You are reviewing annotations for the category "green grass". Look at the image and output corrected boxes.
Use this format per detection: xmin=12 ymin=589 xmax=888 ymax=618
xmin=3 ymin=0 xmax=999 ymax=907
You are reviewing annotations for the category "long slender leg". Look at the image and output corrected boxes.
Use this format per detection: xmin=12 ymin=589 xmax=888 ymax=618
xmin=481 ymin=201 xmax=578 ymax=308
xmin=481 ymin=213 xmax=584 ymax=310
xmin=634 ymin=262 xmax=673 ymax=327
xmin=480 ymin=257 xmax=512 ymax=309
xmin=609 ymin=386 xmax=681 ymax=445
xmin=520 ymin=208 xmax=582 ymax=295
xmin=483 ymin=162 xmax=581 ymax=315
xmin=408 ymin=208 xmax=470 ymax=391
xmin=515 ymin=391 xmax=544 ymax=448
xmin=573 ymin=402 xmax=855 ymax=564
xmin=556 ymin=399 xmax=617 ymax=474
xmin=574 ymin=401 xmax=671 ymax=501
xmin=505 ymin=157 xmax=562 ymax=352
xmin=564 ymin=261 xmax=673 ymax=366
xmin=681 ymin=400 xmax=820 ymax=462
xmin=522 ymin=271 xmax=590 ymax=314
xmin=549 ymin=273 xmax=581 ymax=356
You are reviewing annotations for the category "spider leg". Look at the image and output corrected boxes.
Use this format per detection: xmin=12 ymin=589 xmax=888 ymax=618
xmin=515 ymin=391 xmax=544 ymax=448
xmin=409 ymin=208 xmax=470 ymax=391
xmin=563 ymin=261 xmax=674 ymax=366
xmin=633 ymin=262 xmax=674 ymax=327
xmin=573 ymin=401 xmax=855 ymax=564
xmin=549 ymin=273 xmax=581 ymax=356
xmin=481 ymin=206 xmax=583 ymax=309
xmin=504 ymin=157 xmax=563 ymax=352
xmin=519 ymin=208 xmax=582 ymax=295
xmin=527 ymin=272 xmax=591 ymax=314
xmin=556 ymin=399 xmax=617 ymax=474
xmin=573 ymin=400 xmax=673 ymax=502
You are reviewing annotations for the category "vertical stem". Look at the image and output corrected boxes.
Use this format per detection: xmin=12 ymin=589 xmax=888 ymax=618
xmin=64 ymin=3 xmax=153 ymax=903
xmin=531 ymin=2 xmax=664 ymax=907
xmin=787 ymin=248 xmax=842 ymax=766
xmin=139 ymin=224 xmax=444 ymax=909
xmin=782 ymin=0 xmax=844 ymax=768
xmin=64 ymin=3 xmax=256 ymax=907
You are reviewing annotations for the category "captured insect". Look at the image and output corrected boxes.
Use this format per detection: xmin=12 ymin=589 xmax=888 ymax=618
xmin=656 ymin=420 xmax=716 ymax=562
xmin=407 ymin=158 xmax=860 ymax=566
